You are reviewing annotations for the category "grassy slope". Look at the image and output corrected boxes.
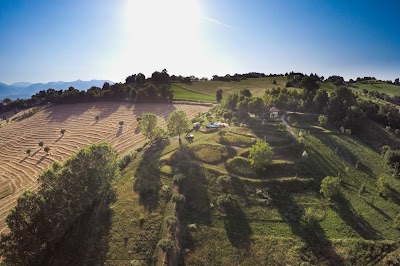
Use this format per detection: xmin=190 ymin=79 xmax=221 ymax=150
xmin=171 ymin=84 xmax=215 ymax=102
xmin=173 ymin=115 xmax=400 ymax=265
xmin=176 ymin=76 xmax=287 ymax=97
xmin=352 ymin=82 xmax=400 ymax=97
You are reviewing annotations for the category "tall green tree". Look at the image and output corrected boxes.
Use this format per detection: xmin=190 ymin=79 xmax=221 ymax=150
xmin=167 ymin=110 xmax=191 ymax=140
xmin=249 ymin=140 xmax=274 ymax=171
xmin=138 ymin=113 xmax=164 ymax=141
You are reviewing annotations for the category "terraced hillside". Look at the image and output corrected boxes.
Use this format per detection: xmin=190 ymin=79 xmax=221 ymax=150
xmin=0 ymin=102 xmax=211 ymax=233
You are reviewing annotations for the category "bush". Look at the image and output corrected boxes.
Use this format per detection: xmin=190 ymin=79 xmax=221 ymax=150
xmin=165 ymin=215 xmax=177 ymax=229
xmin=38 ymin=141 xmax=44 ymax=147
xmin=95 ymin=115 xmax=100 ymax=121
xmin=381 ymin=145 xmax=390 ymax=155
xmin=26 ymin=149 xmax=31 ymax=155
xmin=216 ymin=193 xmax=236 ymax=211
xmin=44 ymin=146 xmax=50 ymax=154
xmin=173 ymin=173 xmax=186 ymax=186
xmin=157 ymin=238 xmax=174 ymax=253
xmin=60 ymin=129 xmax=66 ymax=135
xmin=171 ymin=193 xmax=185 ymax=203
xmin=385 ymin=149 xmax=400 ymax=177
xmin=119 ymin=153 xmax=135 ymax=170
xmin=187 ymin=223 xmax=197 ymax=231
xmin=320 ymin=176 xmax=340 ymax=199
xmin=119 ymin=121 xmax=124 ymax=127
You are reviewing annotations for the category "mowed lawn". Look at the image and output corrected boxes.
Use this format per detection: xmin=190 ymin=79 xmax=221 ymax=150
xmin=176 ymin=76 xmax=287 ymax=97
xmin=172 ymin=84 xmax=215 ymax=102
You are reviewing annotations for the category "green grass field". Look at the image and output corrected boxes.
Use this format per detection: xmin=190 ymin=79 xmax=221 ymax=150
xmin=171 ymin=84 xmax=215 ymax=102
xmin=352 ymin=82 xmax=400 ymax=97
xmin=176 ymin=76 xmax=287 ymax=97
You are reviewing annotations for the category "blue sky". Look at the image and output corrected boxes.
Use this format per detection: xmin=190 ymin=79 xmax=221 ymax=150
xmin=0 ymin=0 xmax=399 ymax=84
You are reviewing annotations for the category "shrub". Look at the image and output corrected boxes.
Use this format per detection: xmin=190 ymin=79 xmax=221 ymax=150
xmin=26 ymin=149 xmax=31 ymax=155
xmin=119 ymin=121 xmax=124 ymax=127
xmin=187 ymin=224 xmax=197 ymax=231
xmin=173 ymin=173 xmax=186 ymax=186
xmin=119 ymin=153 xmax=135 ymax=170
xmin=320 ymin=176 xmax=340 ymax=199
xmin=157 ymin=238 xmax=174 ymax=253
xmin=171 ymin=193 xmax=185 ymax=203
xmin=216 ymin=193 xmax=236 ymax=211
xmin=95 ymin=115 xmax=100 ymax=121
xmin=44 ymin=146 xmax=50 ymax=154
xmin=165 ymin=216 xmax=177 ymax=229
xmin=136 ymin=116 xmax=142 ymax=122
xmin=318 ymin=115 xmax=328 ymax=126
xmin=384 ymin=149 xmax=400 ymax=177
xmin=60 ymin=129 xmax=66 ymax=135
xmin=381 ymin=145 xmax=390 ymax=155
xmin=38 ymin=141 xmax=44 ymax=147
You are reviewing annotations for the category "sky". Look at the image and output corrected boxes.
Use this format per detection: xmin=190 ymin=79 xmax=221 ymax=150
xmin=0 ymin=0 xmax=399 ymax=84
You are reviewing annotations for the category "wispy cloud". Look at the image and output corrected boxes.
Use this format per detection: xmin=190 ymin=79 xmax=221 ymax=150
xmin=202 ymin=16 xmax=233 ymax=29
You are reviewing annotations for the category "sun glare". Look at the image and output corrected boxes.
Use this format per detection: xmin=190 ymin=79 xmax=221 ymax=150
xmin=116 ymin=0 xmax=205 ymax=77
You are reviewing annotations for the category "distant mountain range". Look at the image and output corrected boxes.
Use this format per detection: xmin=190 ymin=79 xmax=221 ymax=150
xmin=0 ymin=80 xmax=114 ymax=100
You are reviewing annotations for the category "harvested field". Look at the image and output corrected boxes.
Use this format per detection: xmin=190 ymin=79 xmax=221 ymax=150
xmin=0 ymin=102 xmax=210 ymax=233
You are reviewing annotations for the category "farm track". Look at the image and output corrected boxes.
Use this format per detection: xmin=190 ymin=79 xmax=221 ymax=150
xmin=0 ymin=102 xmax=210 ymax=233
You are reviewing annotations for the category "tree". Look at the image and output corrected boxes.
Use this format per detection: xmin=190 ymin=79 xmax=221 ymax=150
xmin=60 ymin=129 xmax=66 ymax=135
xmin=38 ymin=141 xmax=44 ymax=148
xmin=301 ymin=76 xmax=319 ymax=94
xmin=313 ymin=89 xmax=329 ymax=113
xmin=320 ymin=176 xmax=340 ymax=199
xmin=44 ymin=146 xmax=50 ymax=154
xmin=216 ymin=89 xmax=223 ymax=103
xmin=167 ymin=110 xmax=191 ymax=140
xmin=377 ymin=175 xmax=389 ymax=196
xmin=249 ymin=140 xmax=274 ymax=171
xmin=138 ymin=113 xmax=164 ymax=141
xmin=240 ymin=89 xmax=252 ymax=97
xmin=26 ymin=149 xmax=31 ymax=155
xmin=119 ymin=121 xmax=124 ymax=127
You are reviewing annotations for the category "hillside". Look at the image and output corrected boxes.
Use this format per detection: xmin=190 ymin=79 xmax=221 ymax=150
xmin=32 ymin=108 xmax=400 ymax=265
xmin=176 ymin=76 xmax=287 ymax=97
xmin=351 ymin=82 xmax=400 ymax=97
xmin=0 ymin=102 xmax=211 ymax=233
